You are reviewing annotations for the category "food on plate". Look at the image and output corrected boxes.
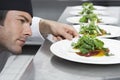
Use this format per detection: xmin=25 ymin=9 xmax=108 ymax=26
xmin=79 ymin=2 xmax=102 ymax=23
xmin=79 ymin=13 xmax=101 ymax=23
xmin=82 ymin=2 xmax=95 ymax=10
xmin=79 ymin=21 xmax=110 ymax=36
xmin=80 ymin=2 xmax=95 ymax=15
xmin=71 ymin=35 xmax=111 ymax=57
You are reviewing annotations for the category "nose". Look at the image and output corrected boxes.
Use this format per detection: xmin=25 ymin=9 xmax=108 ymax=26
xmin=23 ymin=24 xmax=32 ymax=36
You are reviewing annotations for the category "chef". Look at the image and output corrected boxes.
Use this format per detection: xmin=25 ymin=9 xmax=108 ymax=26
xmin=0 ymin=0 xmax=78 ymax=72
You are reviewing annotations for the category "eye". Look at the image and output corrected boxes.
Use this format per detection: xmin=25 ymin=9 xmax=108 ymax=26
xmin=19 ymin=19 xmax=26 ymax=24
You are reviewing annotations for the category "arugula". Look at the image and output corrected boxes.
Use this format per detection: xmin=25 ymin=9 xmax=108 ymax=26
xmin=79 ymin=21 xmax=109 ymax=36
xmin=79 ymin=13 xmax=101 ymax=23
xmin=82 ymin=2 xmax=95 ymax=10
xmin=79 ymin=2 xmax=101 ymax=23
xmin=80 ymin=2 xmax=95 ymax=15
xmin=71 ymin=35 xmax=109 ymax=55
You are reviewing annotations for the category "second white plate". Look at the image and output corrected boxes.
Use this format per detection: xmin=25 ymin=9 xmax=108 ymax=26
xmin=73 ymin=24 xmax=120 ymax=38
xmin=66 ymin=16 xmax=118 ymax=25
xmin=71 ymin=5 xmax=108 ymax=10
xmin=69 ymin=10 xmax=109 ymax=16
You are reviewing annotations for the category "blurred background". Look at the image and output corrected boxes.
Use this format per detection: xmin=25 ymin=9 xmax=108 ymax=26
xmin=32 ymin=0 xmax=120 ymax=20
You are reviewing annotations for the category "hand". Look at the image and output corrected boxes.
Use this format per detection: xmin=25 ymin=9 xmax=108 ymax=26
xmin=50 ymin=22 xmax=79 ymax=40
xmin=39 ymin=19 xmax=79 ymax=40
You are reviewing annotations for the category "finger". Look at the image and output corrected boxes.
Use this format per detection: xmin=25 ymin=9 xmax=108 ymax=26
xmin=52 ymin=36 xmax=63 ymax=41
xmin=69 ymin=26 xmax=79 ymax=37
xmin=64 ymin=30 xmax=79 ymax=39
xmin=61 ymin=32 xmax=73 ymax=40
xmin=52 ymin=36 xmax=58 ymax=41
xmin=56 ymin=36 xmax=63 ymax=41
xmin=71 ymin=30 xmax=79 ymax=38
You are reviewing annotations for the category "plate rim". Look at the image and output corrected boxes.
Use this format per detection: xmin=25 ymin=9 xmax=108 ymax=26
xmin=66 ymin=16 xmax=118 ymax=24
xmin=71 ymin=5 xmax=107 ymax=10
xmin=72 ymin=24 xmax=120 ymax=38
xmin=69 ymin=10 xmax=108 ymax=16
xmin=50 ymin=38 xmax=120 ymax=65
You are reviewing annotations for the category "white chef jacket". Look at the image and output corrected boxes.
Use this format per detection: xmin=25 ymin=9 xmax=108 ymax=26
xmin=26 ymin=17 xmax=45 ymax=45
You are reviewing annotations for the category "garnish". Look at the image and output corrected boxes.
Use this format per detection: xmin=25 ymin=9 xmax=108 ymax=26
xmin=71 ymin=35 xmax=111 ymax=57
xmin=80 ymin=2 xmax=95 ymax=15
xmin=79 ymin=13 xmax=101 ymax=23
xmin=79 ymin=2 xmax=101 ymax=23
xmin=79 ymin=21 xmax=110 ymax=36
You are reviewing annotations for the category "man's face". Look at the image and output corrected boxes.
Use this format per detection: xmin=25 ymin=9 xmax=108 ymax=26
xmin=0 ymin=10 xmax=32 ymax=54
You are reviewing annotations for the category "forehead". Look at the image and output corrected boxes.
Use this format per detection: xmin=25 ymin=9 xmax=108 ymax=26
xmin=6 ymin=10 xmax=32 ymax=21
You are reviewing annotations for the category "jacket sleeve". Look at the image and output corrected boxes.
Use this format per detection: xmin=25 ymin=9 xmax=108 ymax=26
xmin=26 ymin=17 xmax=45 ymax=45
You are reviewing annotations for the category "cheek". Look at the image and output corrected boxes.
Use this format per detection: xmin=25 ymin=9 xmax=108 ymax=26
xmin=7 ymin=24 xmax=23 ymax=38
xmin=2 ymin=27 xmax=19 ymax=46
xmin=1 ymin=31 xmax=14 ymax=46
xmin=7 ymin=20 xmax=23 ymax=33
xmin=0 ymin=28 xmax=12 ymax=41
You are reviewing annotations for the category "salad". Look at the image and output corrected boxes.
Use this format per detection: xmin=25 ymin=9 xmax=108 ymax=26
xmin=71 ymin=35 xmax=111 ymax=57
xmin=79 ymin=13 xmax=101 ymax=23
xmin=79 ymin=2 xmax=101 ymax=23
xmin=82 ymin=2 xmax=95 ymax=10
xmin=79 ymin=21 xmax=110 ymax=36
xmin=80 ymin=2 xmax=95 ymax=15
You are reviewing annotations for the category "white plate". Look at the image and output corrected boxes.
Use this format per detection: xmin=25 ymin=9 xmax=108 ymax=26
xmin=66 ymin=16 xmax=118 ymax=25
xmin=73 ymin=25 xmax=120 ymax=38
xmin=50 ymin=38 xmax=120 ymax=64
xmin=71 ymin=5 xmax=107 ymax=10
xmin=69 ymin=10 xmax=109 ymax=16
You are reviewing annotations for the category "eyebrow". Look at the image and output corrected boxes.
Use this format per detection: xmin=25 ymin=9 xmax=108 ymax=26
xmin=19 ymin=15 xmax=32 ymax=25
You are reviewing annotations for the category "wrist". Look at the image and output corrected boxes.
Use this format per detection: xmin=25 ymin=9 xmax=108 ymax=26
xmin=39 ymin=19 xmax=51 ymax=34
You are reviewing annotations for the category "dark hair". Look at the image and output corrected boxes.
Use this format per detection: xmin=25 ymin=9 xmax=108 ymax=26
xmin=0 ymin=10 xmax=8 ymax=26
